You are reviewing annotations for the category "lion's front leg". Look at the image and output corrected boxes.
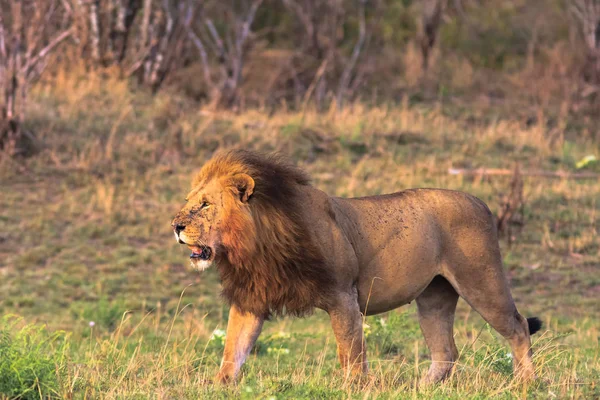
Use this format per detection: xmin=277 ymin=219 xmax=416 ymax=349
xmin=215 ymin=304 xmax=264 ymax=384
xmin=328 ymin=291 xmax=368 ymax=377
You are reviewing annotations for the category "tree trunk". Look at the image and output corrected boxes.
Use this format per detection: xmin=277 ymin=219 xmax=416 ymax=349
xmin=420 ymin=0 xmax=445 ymax=71
xmin=0 ymin=0 xmax=71 ymax=156
xmin=570 ymin=1 xmax=600 ymax=84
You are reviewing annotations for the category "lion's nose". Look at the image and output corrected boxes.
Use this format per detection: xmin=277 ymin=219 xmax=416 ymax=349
xmin=174 ymin=224 xmax=186 ymax=234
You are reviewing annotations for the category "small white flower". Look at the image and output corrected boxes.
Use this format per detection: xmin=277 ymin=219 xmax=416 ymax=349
xmin=210 ymin=329 xmax=226 ymax=341
xmin=267 ymin=347 xmax=290 ymax=355
xmin=363 ymin=323 xmax=371 ymax=337
xmin=273 ymin=331 xmax=290 ymax=339
xmin=89 ymin=321 xmax=96 ymax=327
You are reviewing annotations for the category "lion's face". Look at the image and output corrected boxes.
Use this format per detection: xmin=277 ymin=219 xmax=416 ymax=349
xmin=171 ymin=173 xmax=255 ymax=271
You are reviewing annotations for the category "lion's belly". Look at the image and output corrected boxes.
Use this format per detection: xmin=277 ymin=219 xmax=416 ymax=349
xmin=354 ymin=223 xmax=442 ymax=315
xmin=330 ymin=188 xmax=497 ymax=316
xmin=356 ymin=259 xmax=439 ymax=315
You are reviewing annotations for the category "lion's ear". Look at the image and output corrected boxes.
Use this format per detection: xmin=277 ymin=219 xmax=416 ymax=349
xmin=229 ymin=173 xmax=255 ymax=202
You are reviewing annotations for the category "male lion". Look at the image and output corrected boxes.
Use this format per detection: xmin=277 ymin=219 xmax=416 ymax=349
xmin=172 ymin=150 xmax=541 ymax=385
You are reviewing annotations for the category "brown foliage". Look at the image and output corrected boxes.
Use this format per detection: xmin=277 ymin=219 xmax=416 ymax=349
xmin=570 ymin=1 xmax=600 ymax=84
xmin=0 ymin=0 xmax=71 ymax=155
xmin=496 ymin=165 xmax=525 ymax=245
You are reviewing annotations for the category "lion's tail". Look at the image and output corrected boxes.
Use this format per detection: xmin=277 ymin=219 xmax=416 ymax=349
xmin=527 ymin=317 xmax=542 ymax=335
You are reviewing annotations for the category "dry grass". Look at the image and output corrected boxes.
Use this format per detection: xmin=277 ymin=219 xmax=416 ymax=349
xmin=0 ymin=69 xmax=599 ymax=398
xmin=45 ymin=302 xmax=595 ymax=399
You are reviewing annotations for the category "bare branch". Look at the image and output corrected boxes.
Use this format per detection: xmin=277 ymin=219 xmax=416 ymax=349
xmin=205 ymin=19 xmax=226 ymax=60
xmin=281 ymin=0 xmax=314 ymax=39
xmin=61 ymin=0 xmax=74 ymax=16
xmin=23 ymin=28 xmax=73 ymax=79
xmin=569 ymin=0 xmax=600 ymax=83
xmin=10 ymin=0 xmax=23 ymax=121
xmin=124 ymin=46 xmax=152 ymax=76
xmin=448 ymin=168 xmax=600 ymax=180
xmin=141 ymin=0 xmax=152 ymax=48
xmin=183 ymin=1 xmax=214 ymax=88
xmin=337 ymin=0 xmax=367 ymax=108
xmin=302 ymin=58 xmax=329 ymax=111
xmin=237 ymin=0 xmax=263 ymax=57
xmin=149 ymin=0 xmax=176 ymax=85
xmin=115 ymin=0 xmax=127 ymax=32
xmin=231 ymin=0 xmax=263 ymax=88
xmin=0 ymin=11 xmax=7 ymax=60
xmin=89 ymin=0 xmax=100 ymax=61
xmin=421 ymin=0 xmax=445 ymax=71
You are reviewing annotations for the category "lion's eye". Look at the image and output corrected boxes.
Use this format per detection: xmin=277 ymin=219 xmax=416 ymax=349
xmin=200 ymin=201 xmax=210 ymax=209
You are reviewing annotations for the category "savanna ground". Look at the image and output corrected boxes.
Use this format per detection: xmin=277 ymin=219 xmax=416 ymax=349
xmin=1 ymin=71 xmax=599 ymax=399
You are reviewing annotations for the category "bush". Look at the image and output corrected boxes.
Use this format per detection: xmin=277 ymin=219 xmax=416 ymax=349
xmin=0 ymin=316 xmax=69 ymax=399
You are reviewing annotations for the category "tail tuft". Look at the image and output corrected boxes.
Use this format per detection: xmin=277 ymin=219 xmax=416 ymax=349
xmin=527 ymin=317 xmax=542 ymax=335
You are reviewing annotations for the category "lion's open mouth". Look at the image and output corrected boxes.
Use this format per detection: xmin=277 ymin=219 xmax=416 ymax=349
xmin=188 ymin=245 xmax=213 ymax=261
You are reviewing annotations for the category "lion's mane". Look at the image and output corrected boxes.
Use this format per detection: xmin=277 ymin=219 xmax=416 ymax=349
xmin=194 ymin=150 xmax=334 ymax=318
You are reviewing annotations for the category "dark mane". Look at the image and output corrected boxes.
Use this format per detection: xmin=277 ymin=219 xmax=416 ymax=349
xmin=200 ymin=150 xmax=334 ymax=318
xmin=230 ymin=150 xmax=312 ymax=207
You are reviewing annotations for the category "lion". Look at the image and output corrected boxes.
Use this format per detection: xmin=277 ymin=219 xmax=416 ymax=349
xmin=171 ymin=149 xmax=542 ymax=385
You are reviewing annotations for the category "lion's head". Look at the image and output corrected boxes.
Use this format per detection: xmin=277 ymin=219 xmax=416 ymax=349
xmin=171 ymin=159 xmax=256 ymax=271
xmin=171 ymin=150 xmax=334 ymax=317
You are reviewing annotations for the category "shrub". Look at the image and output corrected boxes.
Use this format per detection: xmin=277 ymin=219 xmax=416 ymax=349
xmin=0 ymin=316 xmax=69 ymax=399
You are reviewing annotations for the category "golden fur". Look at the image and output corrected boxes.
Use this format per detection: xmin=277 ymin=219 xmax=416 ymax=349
xmin=174 ymin=150 xmax=334 ymax=317
xmin=172 ymin=150 xmax=541 ymax=385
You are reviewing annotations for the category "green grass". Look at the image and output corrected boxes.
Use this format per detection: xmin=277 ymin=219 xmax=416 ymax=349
xmin=0 ymin=317 xmax=69 ymax=399
xmin=0 ymin=77 xmax=599 ymax=398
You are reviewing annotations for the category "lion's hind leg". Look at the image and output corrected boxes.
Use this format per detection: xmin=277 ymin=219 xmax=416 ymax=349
xmin=444 ymin=257 xmax=538 ymax=382
xmin=416 ymin=275 xmax=460 ymax=386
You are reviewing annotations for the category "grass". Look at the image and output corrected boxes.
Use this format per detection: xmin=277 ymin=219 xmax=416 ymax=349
xmin=0 ymin=71 xmax=599 ymax=398
xmin=0 ymin=317 xmax=69 ymax=399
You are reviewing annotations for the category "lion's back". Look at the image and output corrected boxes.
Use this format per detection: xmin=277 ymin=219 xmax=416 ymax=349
xmin=338 ymin=188 xmax=499 ymax=264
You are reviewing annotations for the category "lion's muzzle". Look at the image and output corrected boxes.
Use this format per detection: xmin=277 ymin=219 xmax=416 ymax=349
xmin=190 ymin=246 xmax=212 ymax=261
xmin=172 ymin=218 xmax=215 ymax=270
xmin=189 ymin=245 xmax=214 ymax=270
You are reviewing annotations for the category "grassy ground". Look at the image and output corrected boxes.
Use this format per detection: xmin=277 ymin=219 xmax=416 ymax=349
xmin=0 ymin=74 xmax=599 ymax=398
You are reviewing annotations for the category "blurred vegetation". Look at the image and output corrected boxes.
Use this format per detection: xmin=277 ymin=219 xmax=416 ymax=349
xmin=0 ymin=0 xmax=599 ymax=398
xmin=0 ymin=317 xmax=69 ymax=399
xmin=0 ymin=70 xmax=598 ymax=396
xmin=2 ymin=0 xmax=600 ymax=155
